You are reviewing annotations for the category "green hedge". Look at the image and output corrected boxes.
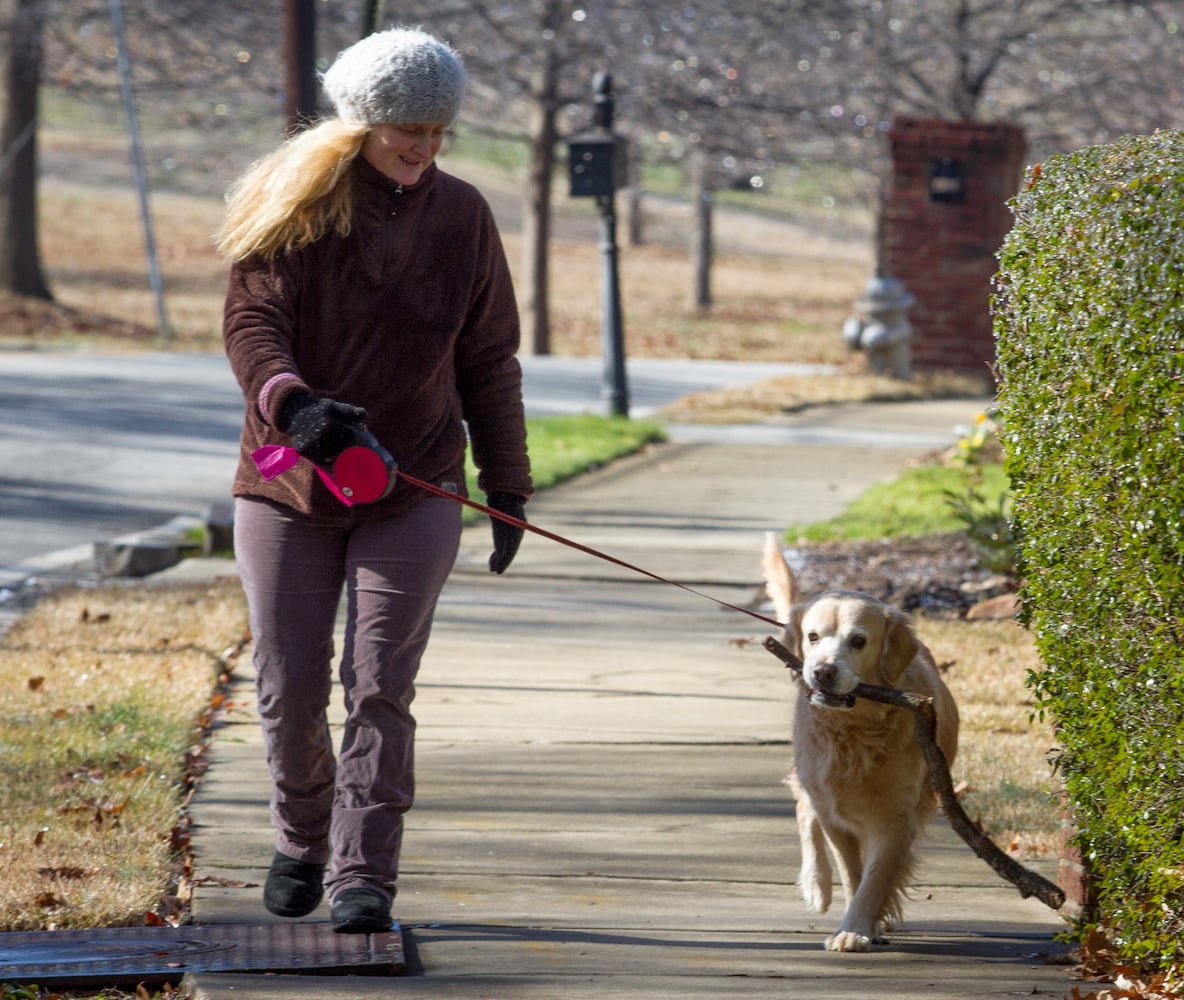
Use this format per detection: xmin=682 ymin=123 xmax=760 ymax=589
xmin=993 ymin=131 xmax=1184 ymax=970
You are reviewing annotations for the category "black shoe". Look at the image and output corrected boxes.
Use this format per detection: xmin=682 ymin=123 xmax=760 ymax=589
xmin=263 ymin=851 xmax=325 ymax=918
xmin=330 ymin=887 xmax=392 ymax=934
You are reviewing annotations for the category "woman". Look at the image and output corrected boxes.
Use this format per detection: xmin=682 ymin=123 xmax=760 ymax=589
xmin=217 ymin=27 xmax=532 ymax=934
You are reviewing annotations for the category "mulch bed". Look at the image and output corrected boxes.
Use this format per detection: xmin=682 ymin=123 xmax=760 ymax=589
xmin=785 ymin=532 xmax=1015 ymax=619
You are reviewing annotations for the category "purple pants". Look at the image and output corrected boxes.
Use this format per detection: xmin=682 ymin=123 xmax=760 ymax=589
xmin=234 ymin=495 xmax=461 ymax=904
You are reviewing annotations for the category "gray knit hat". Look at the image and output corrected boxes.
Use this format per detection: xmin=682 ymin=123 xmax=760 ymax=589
xmin=322 ymin=28 xmax=467 ymax=127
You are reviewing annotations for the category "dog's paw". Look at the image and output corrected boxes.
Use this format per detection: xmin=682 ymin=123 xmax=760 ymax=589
xmin=799 ymin=872 xmax=831 ymax=913
xmin=824 ymin=930 xmax=873 ymax=952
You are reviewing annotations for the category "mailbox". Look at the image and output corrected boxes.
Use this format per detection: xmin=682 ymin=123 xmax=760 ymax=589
xmin=568 ymin=129 xmax=628 ymax=198
xmin=928 ymin=156 xmax=966 ymax=204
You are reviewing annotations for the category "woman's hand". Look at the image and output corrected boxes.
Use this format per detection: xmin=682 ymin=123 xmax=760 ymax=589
xmin=486 ymin=493 xmax=526 ymax=574
xmin=278 ymin=392 xmax=368 ymax=466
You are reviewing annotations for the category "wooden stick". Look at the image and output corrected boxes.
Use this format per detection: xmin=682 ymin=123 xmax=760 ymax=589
xmin=763 ymin=635 xmax=1066 ymax=912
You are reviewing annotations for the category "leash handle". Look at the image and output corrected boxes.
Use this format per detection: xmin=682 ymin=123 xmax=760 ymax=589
xmin=398 ymin=470 xmax=786 ymax=631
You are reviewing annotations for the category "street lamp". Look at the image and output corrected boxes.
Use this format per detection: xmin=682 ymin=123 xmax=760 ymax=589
xmin=567 ymin=72 xmax=630 ymax=417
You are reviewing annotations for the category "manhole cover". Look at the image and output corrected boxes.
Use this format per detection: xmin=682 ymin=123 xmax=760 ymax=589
xmin=0 ymin=922 xmax=404 ymax=987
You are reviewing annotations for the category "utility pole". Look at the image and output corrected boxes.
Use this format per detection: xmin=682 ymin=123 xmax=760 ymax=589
xmin=109 ymin=0 xmax=170 ymax=339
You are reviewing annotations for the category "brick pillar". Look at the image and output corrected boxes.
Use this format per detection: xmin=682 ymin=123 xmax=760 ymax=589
xmin=882 ymin=117 xmax=1028 ymax=375
xmin=1057 ymin=795 xmax=1098 ymax=923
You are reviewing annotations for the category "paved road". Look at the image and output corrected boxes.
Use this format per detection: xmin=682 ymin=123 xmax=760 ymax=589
xmin=0 ymin=351 xmax=834 ymax=581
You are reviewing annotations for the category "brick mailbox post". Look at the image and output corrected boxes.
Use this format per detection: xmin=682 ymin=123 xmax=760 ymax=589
xmin=881 ymin=117 xmax=1028 ymax=375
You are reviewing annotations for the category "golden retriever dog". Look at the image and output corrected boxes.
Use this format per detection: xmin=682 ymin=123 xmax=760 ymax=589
xmin=763 ymin=537 xmax=959 ymax=952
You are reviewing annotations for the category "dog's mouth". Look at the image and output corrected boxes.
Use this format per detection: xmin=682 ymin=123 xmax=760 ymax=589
xmin=809 ymin=689 xmax=857 ymax=710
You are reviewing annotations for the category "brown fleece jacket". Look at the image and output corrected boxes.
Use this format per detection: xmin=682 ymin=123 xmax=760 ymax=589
xmin=223 ymin=156 xmax=532 ymax=520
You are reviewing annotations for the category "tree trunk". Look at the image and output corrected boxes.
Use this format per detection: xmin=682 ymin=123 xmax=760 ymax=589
xmin=359 ymin=0 xmax=385 ymax=38
xmin=0 ymin=0 xmax=51 ymax=300
xmin=284 ymin=0 xmax=318 ymax=134
xmin=626 ymin=154 xmax=644 ymax=246
xmin=691 ymin=150 xmax=713 ymax=312
xmin=519 ymin=45 xmax=558 ymax=356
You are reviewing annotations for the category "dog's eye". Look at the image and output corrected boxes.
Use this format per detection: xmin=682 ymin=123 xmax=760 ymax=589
xmin=807 ymin=631 xmax=819 ymax=644
xmin=850 ymin=634 xmax=867 ymax=650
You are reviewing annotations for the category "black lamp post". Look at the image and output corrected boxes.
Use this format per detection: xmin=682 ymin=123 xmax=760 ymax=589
xmin=567 ymin=72 xmax=629 ymax=418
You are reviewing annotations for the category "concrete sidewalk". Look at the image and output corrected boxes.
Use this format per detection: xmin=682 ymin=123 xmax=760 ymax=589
xmin=177 ymin=398 xmax=1077 ymax=999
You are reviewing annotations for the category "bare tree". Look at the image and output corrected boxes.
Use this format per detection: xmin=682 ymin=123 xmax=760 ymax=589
xmin=778 ymin=0 xmax=1184 ymax=165
xmin=629 ymin=0 xmax=1184 ymax=304
xmin=451 ymin=0 xmax=574 ymax=356
xmin=18 ymin=0 xmax=1184 ymax=341
xmin=0 ymin=0 xmax=51 ymax=299
xmin=607 ymin=1 xmax=826 ymax=309
xmin=284 ymin=0 xmax=318 ymax=134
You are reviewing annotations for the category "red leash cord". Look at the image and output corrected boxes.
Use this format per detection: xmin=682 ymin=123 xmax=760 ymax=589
xmin=397 ymin=469 xmax=786 ymax=631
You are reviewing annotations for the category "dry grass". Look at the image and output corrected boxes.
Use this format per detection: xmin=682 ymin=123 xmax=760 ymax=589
xmin=919 ymin=617 xmax=1061 ymax=858
xmin=0 ymin=580 xmax=249 ymax=931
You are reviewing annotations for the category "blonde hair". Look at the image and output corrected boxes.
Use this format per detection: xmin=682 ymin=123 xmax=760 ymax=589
xmin=216 ymin=119 xmax=370 ymax=262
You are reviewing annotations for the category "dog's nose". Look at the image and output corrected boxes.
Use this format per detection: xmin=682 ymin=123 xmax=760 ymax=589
xmin=813 ymin=662 xmax=838 ymax=690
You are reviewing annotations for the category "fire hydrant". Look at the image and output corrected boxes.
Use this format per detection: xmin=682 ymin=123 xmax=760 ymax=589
xmin=841 ymin=274 xmax=915 ymax=380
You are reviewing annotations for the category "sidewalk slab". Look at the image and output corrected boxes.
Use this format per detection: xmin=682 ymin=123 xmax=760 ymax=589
xmin=180 ymin=400 xmax=1078 ymax=1000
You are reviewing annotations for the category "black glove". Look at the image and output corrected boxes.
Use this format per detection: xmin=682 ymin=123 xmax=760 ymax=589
xmin=277 ymin=391 xmax=367 ymax=466
xmin=486 ymin=492 xmax=526 ymax=575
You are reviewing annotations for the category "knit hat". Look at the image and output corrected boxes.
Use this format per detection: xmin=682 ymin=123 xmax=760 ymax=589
xmin=322 ymin=28 xmax=467 ymax=127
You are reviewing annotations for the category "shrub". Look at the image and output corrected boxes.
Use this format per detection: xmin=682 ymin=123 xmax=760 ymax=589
xmin=993 ymin=130 xmax=1184 ymax=971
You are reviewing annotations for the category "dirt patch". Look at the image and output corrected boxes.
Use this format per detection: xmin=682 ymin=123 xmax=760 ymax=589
xmin=0 ymin=290 xmax=156 ymax=347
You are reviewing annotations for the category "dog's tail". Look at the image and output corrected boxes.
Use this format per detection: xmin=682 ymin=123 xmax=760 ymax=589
xmin=762 ymin=531 xmax=799 ymax=625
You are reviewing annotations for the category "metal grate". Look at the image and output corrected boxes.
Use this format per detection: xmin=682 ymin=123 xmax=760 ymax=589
xmin=0 ymin=922 xmax=405 ymax=988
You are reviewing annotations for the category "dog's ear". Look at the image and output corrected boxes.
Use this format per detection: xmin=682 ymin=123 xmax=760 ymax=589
xmin=877 ymin=606 xmax=919 ymax=684
xmin=784 ymin=603 xmax=808 ymax=662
